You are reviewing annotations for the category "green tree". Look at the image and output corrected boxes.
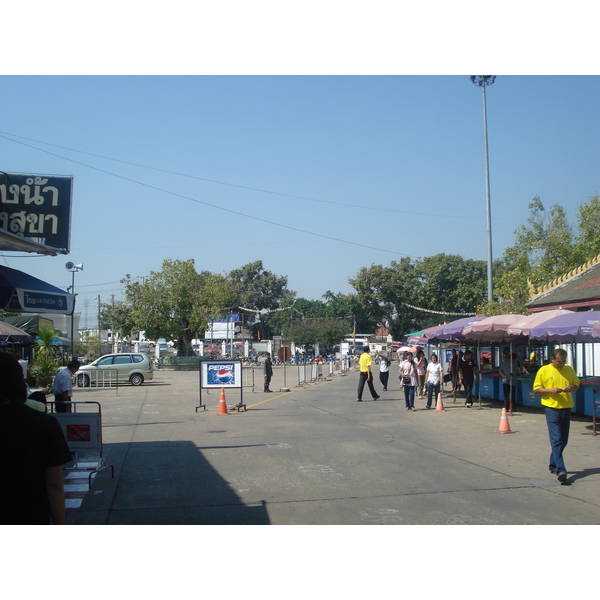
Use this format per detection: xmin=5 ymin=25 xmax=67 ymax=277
xmin=228 ymin=260 xmax=291 ymax=311
xmin=349 ymin=258 xmax=420 ymax=339
xmin=30 ymin=328 xmax=61 ymax=383
xmin=418 ymin=254 xmax=487 ymax=319
xmin=34 ymin=327 xmax=61 ymax=358
xmin=493 ymin=196 xmax=585 ymax=313
xmin=123 ymin=259 xmax=234 ymax=356
xmin=347 ymin=255 xmax=489 ymax=338
xmin=227 ymin=261 xmax=293 ymax=339
xmin=573 ymin=195 xmax=600 ymax=264
xmin=314 ymin=317 xmax=351 ymax=348
xmin=101 ymin=299 xmax=134 ymax=339
xmin=265 ymin=295 xmax=352 ymax=349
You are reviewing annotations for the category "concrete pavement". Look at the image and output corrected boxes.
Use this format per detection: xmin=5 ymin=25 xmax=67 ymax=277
xmin=65 ymin=364 xmax=600 ymax=525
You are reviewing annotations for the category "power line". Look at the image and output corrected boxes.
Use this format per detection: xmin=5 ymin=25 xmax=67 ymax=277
xmin=0 ymin=132 xmax=418 ymax=257
xmin=0 ymin=130 xmax=488 ymax=221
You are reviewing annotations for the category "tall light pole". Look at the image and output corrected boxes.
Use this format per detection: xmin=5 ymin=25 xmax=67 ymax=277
xmin=470 ymin=75 xmax=496 ymax=302
xmin=66 ymin=262 xmax=83 ymax=361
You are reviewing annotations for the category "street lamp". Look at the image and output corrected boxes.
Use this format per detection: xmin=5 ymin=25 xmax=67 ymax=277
xmin=470 ymin=75 xmax=496 ymax=302
xmin=66 ymin=262 xmax=83 ymax=361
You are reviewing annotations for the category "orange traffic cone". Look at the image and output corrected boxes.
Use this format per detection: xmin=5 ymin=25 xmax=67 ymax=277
xmin=497 ymin=408 xmax=514 ymax=433
xmin=217 ymin=388 xmax=229 ymax=415
xmin=435 ymin=393 xmax=446 ymax=412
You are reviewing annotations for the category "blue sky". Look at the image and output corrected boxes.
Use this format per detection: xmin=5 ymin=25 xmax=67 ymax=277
xmin=1 ymin=6 xmax=599 ymax=329
xmin=1 ymin=75 xmax=599 ymax=327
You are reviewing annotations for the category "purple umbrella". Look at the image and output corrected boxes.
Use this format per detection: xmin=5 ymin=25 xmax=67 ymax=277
xmin=506 ymin=309 xmax=575 ymax=338
xmin=426 ymin=315 xmax=486 ymax=341
xmin=529 ymin=310 xmax=600 ymax=343
xmin=463 ymin=313 xmax=527 ymax=343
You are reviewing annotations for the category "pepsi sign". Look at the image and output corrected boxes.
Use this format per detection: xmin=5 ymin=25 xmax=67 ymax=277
xmin=201 ymin=360 xmax=242 ymax=389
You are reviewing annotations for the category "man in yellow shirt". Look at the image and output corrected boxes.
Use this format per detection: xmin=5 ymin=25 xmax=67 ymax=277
xmin=533 ymin=348 xmax=579 ymax=483
xmin=356 ymin=346 xmax=380 ymax=402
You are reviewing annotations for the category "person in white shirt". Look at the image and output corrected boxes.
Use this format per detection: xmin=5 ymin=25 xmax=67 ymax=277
xmin=378 ymin=354 xmax=390 ymax=391
xmin=425 ymin=353 xmax=443 ymax=409
xmin=52 ymin=360 xmax=80 ymax=413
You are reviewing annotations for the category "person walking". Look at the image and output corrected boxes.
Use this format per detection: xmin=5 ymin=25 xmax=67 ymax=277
xmin=356 ymin=346 xmax=379 ymax=402
xmin=447 ymin=349 xmax=461 ymax=401
xmin=399 ymin=352 xmax=418 ymax=410
xmin=263 ymin=352 xmax=273 ymax=392
xmin=499 ymin=351 xmax=522 ymax=414
xmin=52 ymin=360 xmax=80 ymax=413
xmin=415 ymin=350 xmax=427 ymax=398
xmin=533 ymin=348 xmax=579 ymax=483
xmin=378 ymin=354 xmax=390 ymax=391
xmin=459 ymin=350 xmax=477 ymax=407
xmin=424 ymin=353 xmax=443 ymax=409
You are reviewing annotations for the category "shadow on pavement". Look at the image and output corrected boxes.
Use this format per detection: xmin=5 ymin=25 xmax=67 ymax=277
xmin=567 ymin=466 xmax=600 ymax=484
xmin=68 ymin=440 xmax=271 ymax=525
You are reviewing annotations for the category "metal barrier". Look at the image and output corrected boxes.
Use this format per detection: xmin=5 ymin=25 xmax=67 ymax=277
xmin=327 ymin=361 xmax=335 ymax=378
xmin=242 ymin=366 xmax=256 ymax=392
xmin=48 ymin=401 xmax=114 ymax=488
xmin=75 ymin=368 xmax=119 ymax=391
xmin=196 ymin=359 xmax=356 ymax=392
xmin=308 ymin=362 xmax=324 ymax=383
xmin=296 ymin=363 xmax=308 ymax=388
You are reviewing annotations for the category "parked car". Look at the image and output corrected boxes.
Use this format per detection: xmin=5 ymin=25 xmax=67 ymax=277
xmin=76 ymin=352 xmax=154 ymax=387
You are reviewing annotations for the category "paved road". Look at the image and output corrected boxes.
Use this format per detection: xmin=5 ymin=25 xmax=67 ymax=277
xmin=66 ymin=365 xmax=600 ymax=525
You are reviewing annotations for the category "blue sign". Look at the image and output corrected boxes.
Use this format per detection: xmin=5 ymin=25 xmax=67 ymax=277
xmin=207 ymin=363 xmax=236 ymax=386
xmin=21 ymin=290 xmax=69 ymax=312
xmin=213 ymin=314 xmax=240 ymax=322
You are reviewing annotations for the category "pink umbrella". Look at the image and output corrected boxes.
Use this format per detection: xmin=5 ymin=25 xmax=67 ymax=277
xmin=426 ymin=315 xmax=486 ymax=341
xmin=505 ymin=309 xmax=575 ymax=338
xmin=463 ymin=313 xmax=527 ymax=343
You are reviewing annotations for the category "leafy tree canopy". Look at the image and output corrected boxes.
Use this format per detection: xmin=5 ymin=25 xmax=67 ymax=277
xmin=228 ymin=260 xmax=292 ymax=311
xmin=348 ymin=254 xmax=487 ymax=338
xmin=122 ymin=259 xmax=234 ymax=356
xmin=493 ymin=195 xmax=600 ymax=313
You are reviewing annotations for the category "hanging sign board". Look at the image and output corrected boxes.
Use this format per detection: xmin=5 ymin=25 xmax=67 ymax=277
xmin=0 ymin=172 xmax=73 ymax=253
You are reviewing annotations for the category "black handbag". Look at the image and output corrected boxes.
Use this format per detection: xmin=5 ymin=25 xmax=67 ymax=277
xmin=401 ymin=360 xmax=414 ymax=385
xmin=443 ymin=373 xmax=452 ymax=383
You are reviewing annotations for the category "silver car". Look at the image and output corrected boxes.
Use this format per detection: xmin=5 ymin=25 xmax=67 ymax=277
xmin=76 ymin=352 xmax=154 ymax=387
